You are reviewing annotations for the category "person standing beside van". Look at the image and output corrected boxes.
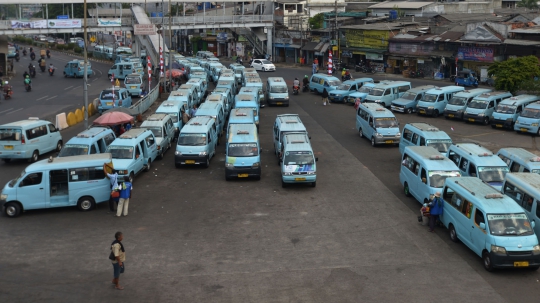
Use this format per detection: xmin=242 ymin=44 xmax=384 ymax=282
xmin=428 ymin=192 xmax=443 ymax=232
xmin=322 ymin=89 xmax=330 ymax=106
xmin=106 ymin=167 xmax=119 ymax=212
xmin=116 ymin=176 xmax=133 ymax=217
xmin=181 ymin=108 xmax=190 ymax=124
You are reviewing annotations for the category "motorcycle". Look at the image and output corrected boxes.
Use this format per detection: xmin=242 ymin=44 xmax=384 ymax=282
xmin=30 ymin=52 xmax=35 ymax=61
xmin=29 ymin=66 xmax=36 ymax=78
xmin=302 ymin=83 xmax=309 ymax=92
xmin=46 ymin=50 xmax=51 ymax=59
xmin=3 ymin=83 xmax=13 ymax=99
xmin=49 ymin=67 xmax=55 ymax=76
xmin=292 ymin=85 xmax=299 ymax=95
xmin=39 ymin=65 xmax=46 ymax=73
xmin=22 ymin=49 xmax=27 ymax=56
xmin=25 ymin=83 xmax=31 ymax=92
xmin=236 ymin=57 xmax=243 ymax=65
xmin=15 ymin=54 xmax=20 ymax=62
xmin=361 ymin=65 xmax=376 ymax=74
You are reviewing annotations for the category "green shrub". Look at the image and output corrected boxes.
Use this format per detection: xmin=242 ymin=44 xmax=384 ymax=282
xmin=67 ymin=43 xmax=76 ymax=49
xmin=74 ymin=46 xmax=83 ymax=53
xmin=25 ymin=38 xmax=33 ymax=44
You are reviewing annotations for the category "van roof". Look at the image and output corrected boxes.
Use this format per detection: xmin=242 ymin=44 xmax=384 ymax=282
xmin=169 ymin=90 xmax=190 ymax=97
xmin=525 ymin=102 xmax=540 ymax=109
xmin=426 ymin=85 xmax=464 ymax=94
xmin=500 ymin=95 xmax=540 ymax=105
xmin=342 ymin=78 xmax=373 ymax=85
xmin=230 ymin=108 xmax=254 ymax=117
xmin=206 ymin=94 xmax=224 ymax=102
xmin=404 ymin=146 xmax=459 ymax=170
xmin=27 ymin=153 xmax=112 ymax=172
xmin=360 ymin=103 xmax=395 ymax=117
xmin=117 ymin=128 xmax=151 ymax=140
xmin=267 ymin=77 xmax=286 ymax=83
xmin=277 ymin=115 xmax=307 ymax=132
xmin=1 ymin=118 xmax=48 ymax=128
xmin=236 ymin=94 xmax=255 ymax=101
xmin=146 ymin=113 xmax=169 ymax=122
xmin=451 ymin=143 xmax=507 ymax=166
xmin=239 ymin=87 xmax=256 ymax=93
xmin=197 ymin=102 xmax=221 ymax=113
xmin=446 ymin=177 xmax=522 ymax=212
xmin=405 ymin=85 xmax=437 ymax=93
xmin=505 ymin=173 xmax=540 ymax=195
xmin=497 ymin=148 xmax=540 ymax=167
xmin=246 ymin=78 xmax=262 ymax=83
xmin=405 ymin=123 xmax=452 ymax=140
xmin=228 ymin=123 xmax=258 ymax=143
xmin=182 ymin=116 xmax=215 ymax=133
xmin=475 ymin=91 xmax=512 ymax=99
xmin=75 ymin=127 xmax=112 ymax=139
xmin=157 ymin=101 xmax=183 ymax=112
xmin=373 ymin=81 xmax=411 ymax=88
xmin=453 ymin=88 xmax=492 ymax=97
xmin=311 ymin=74 xmax=340 ymax=81
xmin=283 ymin=133 xmax=311 ymax=149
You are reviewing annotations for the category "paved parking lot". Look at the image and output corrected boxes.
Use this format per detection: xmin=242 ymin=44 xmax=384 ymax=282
xmin=0 ymin=67 xmax=537 ymax=302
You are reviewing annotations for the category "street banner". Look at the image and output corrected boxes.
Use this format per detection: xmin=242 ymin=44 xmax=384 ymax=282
xmin=97 ymin=18 xmax=121 ymax=26
xmin=47 ymin=19 xmax=82 ymax=28
xmin=11 ymin=20 xmax=47 ymax=29
xmin=134 ymin=24 xmax=156 ymax=35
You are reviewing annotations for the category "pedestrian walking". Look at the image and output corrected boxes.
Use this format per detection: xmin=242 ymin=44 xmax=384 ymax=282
xmin=116 ymin=176 xmax=133 ymax=217
xmin=109 ymin=231 xmax=126 ymax=290
xmin=428 ymin=191 xmax=443 ymax=232
xmin=105 ymin=165 xmax=119 ymax=212
xmin=312 ymin=62 xmax=317 ymax=75
xmin=322 ymin=89 xmax=330 ymax=106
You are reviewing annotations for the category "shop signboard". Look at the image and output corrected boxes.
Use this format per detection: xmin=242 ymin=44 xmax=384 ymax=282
xmin=341 ymin=51 xmax=353 ymax=58
xmin=345 ymin=29 xmax=389 ymax=50
xmin=366 ymin=53 xmax=383 ymax=60
xmin=134 ymin=24 xmax=156 ymax=35
xmin=457 ymin=47 xmax=494 ymax=62
xmin=97 ymin=18 xmax=122 ymax=26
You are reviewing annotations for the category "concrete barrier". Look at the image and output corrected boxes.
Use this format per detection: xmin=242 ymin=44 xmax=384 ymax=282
xmin=55 ymin=113 xmax=69 ymax=130
xmin=66 ymin=112 xmax=77 ymax=126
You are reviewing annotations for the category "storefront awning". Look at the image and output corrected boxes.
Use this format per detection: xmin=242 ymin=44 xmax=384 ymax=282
xmin=302 ymin=42 xmax=319 ymax=52
xmin=287 ymin=44 xmax=301 ymax=49
xmin=389 ymin=55 xmax=432 ymax=61
xmin=348 ymin=47 xmax=386 ymax=54
xmin=202 ymin=36 xmax=217 ymax=42
xmin=319 ymin=43 xmax=330 ymax=53
xmin=429 ymin=50 xmax=454 ymax=58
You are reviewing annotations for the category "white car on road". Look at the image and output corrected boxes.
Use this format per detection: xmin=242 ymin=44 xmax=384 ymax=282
xmin=251 ymin=59 xmax=276 ymax=72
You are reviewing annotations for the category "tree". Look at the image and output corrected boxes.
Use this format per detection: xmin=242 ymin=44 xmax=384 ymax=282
xmin=488 ymin=56 xmax=540 ymax=94
xmin=517 ymin=0 xmax=539 ymax=10
xmin=309 ymin=13 xmax=324 ymax=30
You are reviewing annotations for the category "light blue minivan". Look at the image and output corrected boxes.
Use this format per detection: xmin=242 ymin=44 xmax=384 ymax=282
xmin=492 ymin=95 xmax=539 ymax=129
xmin=227 ymin=108 xmax=255 ymax=140
xmin=174 ymin=116 xmax=218 ymax=168
xmin=464 ymin=91 xmax=513 ymax=125
xmin=514 ymin=102 xmax=540 ymax=135
xmin=390 ymin=85 xmax=436 ymax=114
xmin=211 ymin=87 xmax=233 ymax=111
xmin=309 ymin=73 xmax=342 ymax=94
xmin=195 ymin=102 xmax=225 ymax=139
xmin=156 ymin=100 xmax=188 ymax=137
xmin=235 ymin=94 xmax=260 ymax=128
xmin=497 ymin=147 xmax=540 ymax=174
xmin=58 ymin=127 xmax=116 ymax=157
xmin=356 ymin=103 xmax=401 ymax=146
xmin=347 ymin=83 xmax=376 ymax=105
xmin=124 ymin=73 xmax=144 ymax=97
xmin=245 ymin=77 xmax=265 ymax=103
xmin=266 ymin=77 xmax=289 ymax=107
xmin=97 ymin=87 xmax=133 ymax=114
xmin=273 ymin=114 xmax=309 ymax=158
xmin=280 ymin=133 xmax=317 ymax=188
xmin=206 ymin=93 xmax=229 ymax=118
xmin=443 ymin=88 xmax=493 ymax=120
xmin=225 ymin=123 xmax=261 ymax=181
xmin=400 ymin=146 xmax=460 ymax=204
xmin=364 ymin=81 xmax=411 ymax=108
xmin=399 ymin=123 xmax=452 ymax=156
xmin=186 ymin=77 xmax=209 ymax=101
xmin=140 ymin=114 xmax=175 ymax=159
xmin=416 ymin=86 xmax=465 ymax=117
xmin=502 ymin=173 xmax=540 ymax=243
xmin=328 ymin=78 xmax=374 ymax=103
xmin=440 ymin=177 xmax=540 ymax=271
xmin=1 ymin=154 xmax=112 ymax=217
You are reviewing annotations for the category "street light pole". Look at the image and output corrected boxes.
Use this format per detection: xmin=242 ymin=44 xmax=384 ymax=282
xmin=83 ymin=0 xmax=89 ymax=129
xmin=169 ymin=0 xmax=173 ymax=89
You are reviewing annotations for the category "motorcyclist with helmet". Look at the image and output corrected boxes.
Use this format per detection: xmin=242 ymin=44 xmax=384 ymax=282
xmin=302 ymin=75 xmax=309 ymax=92
xmin=48 ymin=64 xmax=56 ymax=76
xmin=24 ymin=75 xmax=32 ymax=91
xmin=293 ymin=77 xmax=300 ymax=87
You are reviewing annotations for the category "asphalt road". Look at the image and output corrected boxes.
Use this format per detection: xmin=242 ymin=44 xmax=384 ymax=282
xmin=0 ymin=64 xmax=537 ymax=302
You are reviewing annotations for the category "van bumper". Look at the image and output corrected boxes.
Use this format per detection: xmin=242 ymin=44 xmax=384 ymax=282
xmin=175 ymin=155 xmax=207 ymax=166
xmin=491 ymin=118 xmax=513 ymax=129
xmin=267 ymin=98 xmax=289 ymax=106
xmin=417 ymin=107 xmax=435 ymax=116
xmin=374 ymin=135 xmax=400 ymax=145
xmin=443 ymin=109 xmax=463 ymax=120
xmin=489 ymin=251 xmax=540 ymax=269
xmin=390 ymin=105 xmax=406 ymax=113
xmin=0 ymin=150 xmax=32 ymax=159
xmin=225 ymin=167 xmax=261 ymax=178
xmin=282 ymin=174 xmax=316 ymax=183
xmin=463 ymin=113 xmax=486 ymax=123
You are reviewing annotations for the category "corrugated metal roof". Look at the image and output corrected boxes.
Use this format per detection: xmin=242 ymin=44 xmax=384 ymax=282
xmin=369 ymin=1 xmax=434 ymax=9
xmin=341 ymin=22 xmax=417 ymax=30
xmin=504 ymin=39 xmax=540 ymax=46
xmin=301 ymin=42 xmax=319 ymax=52
xmin=509 ymin=27 xmax=540 ymax=33
xmin=437 ymin=31 xmax=464 ymax=42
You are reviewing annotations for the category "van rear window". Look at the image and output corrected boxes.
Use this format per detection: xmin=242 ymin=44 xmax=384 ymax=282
xmin=58 ymin=144 xmax=90 ymax=157
xmin=0 ymin=128 xmax=22 ymax=141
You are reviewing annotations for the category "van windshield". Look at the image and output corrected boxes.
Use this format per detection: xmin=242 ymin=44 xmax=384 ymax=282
xmin=521 ymin=108 xmax=540 ymax=119
xmin=478 ymin=166 xmax=509 ymax=182
xmin=400 ymin=92 xmax=416 ymax=100
xmin=228 ymin=143 xmax=258 ymax=157
xmin=428 ymin=171 xmax=461 ymax=188
xmin=370 ymin=88 xmax=385 ymax=96
xmin=358 ymin=86 xmax=373 ymax=93
xmin=100 ymin=90 xmax=120 ymax=100
xmin=422 ymin=93 xmax=439 ymax=102
xmin=328 ymin=80 xmax=341 ymax=86
xmin=374 ymin=117 xmax=398 ymax=128
xmin=0 ymin=128 xmax=22 ymax=141
xmin=448 ymin=96 xmax=467 ymax=106
xmin=8 ymin=170 xmax=26 ymax=187
xmin=337 ymin=84 xmax=351 ymax=91
xmin=468 ymin=99 xmax=488 ymax=109
xmin=495 ymin=104 xmax=517 ymax=114
xmin=284 ymin=151 xmax=314 ymax=166
xmin=487 ymin=213 xmax=534 ymax=236
xmin=426 ymin=140 xmax=452 ymax=153
xmin=58 ymin=144 xmax=89 ymax=157
xmin=106 ymin=146 xmax=134 ymax=159
xmin=270 ymin=85 xmax=287 ymax=93
xmin=178 ymin=133 xmax=206 ymax=146
xmin=158 ymin=112 xmax=178 ymax=123
xmin=147 ymin=127 xmax=163 ymax=138
xmin=125 ymin=77 xmax=141 ymax=84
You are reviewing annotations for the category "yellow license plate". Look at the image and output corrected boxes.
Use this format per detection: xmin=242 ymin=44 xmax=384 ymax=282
xmin=521 ymin=128 xmax=528 ymax=132
xmin=448 ymin=114 xmax=454 ymax=118
xmin=277 ymin=102 xmax=282 ymax=105
xmin=514 ymin=261 xmax=529 ymax=267
xmin=185 ymin=160 xmax=195 ymax=164
xmin=295 ymin=177 xmax=306 ymax=181
xmin=238 ymin=174 xmax=248 ymax=178
xmin=131 ymin=86 xmax=137 ymax=89
xmin=385 ymin=140 xmax=393 ymax=144
xmin=106 ymin=102 xmax=113 ymax=106
xmin=496 ymin=124 xmax=503 ymax=128
xmin=419 ymin=110 xmax=425 ymax=114
xmin=3 ymin=145 xmax=13 ymax=150
xmin=468 ymin=118 xmax=475 ymax=122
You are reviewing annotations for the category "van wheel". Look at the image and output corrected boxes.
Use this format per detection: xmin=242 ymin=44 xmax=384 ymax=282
xmin=56 ymin=141 xmax=63 ymax=152
xmin=4 ymin=202 xmax=21 ymax=218
xmin=529 ymin=265 xmax=540 ymax=271
xmin=483 ymin=251 xmax=494 ymax=272
xmin=77 ymin=196 xmax=95 ymax=211
xmin=432 ymin=110 xmax=439 ymax=118
xmin=483 ymin=117 xmax=490 ymax=125
xmin=371 ymin=137 xmax=376 ymax=146
xmin=204 ymin=156 xmax=210 ymax=168
xmin=404 ymin=183 xmax=411 ymax=197
xmin=144 ymin=159 xmax=151 ymax=172
xmin=255 ymin=175 xmax=261 ymax=181
xmin=358 ymin=128 xmax=363 ymax=138
xmin=128 ymin=172 xmax=134 ymax=183
xmin=30 ymin=150 xmax=39 ymax=163
xmin=449 ymin=224 xmax=459 ymax=243
xmin=311 ymin=181 xmax=316 ymax=187
xmin=3 ymin=159 xmax=11 ymax=163
xmin=282 ymin=180 xmax=287 ymax=188
xmin=405 ymin=108 xmax=412 ymax=114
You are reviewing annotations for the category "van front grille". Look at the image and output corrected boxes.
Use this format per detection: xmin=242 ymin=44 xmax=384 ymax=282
xmin=507 ymin=251 xmax=532 ymax=257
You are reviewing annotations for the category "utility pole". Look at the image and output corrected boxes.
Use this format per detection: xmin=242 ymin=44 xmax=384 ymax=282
xmin=334 ymin=0 xmax=338 ymax=62
xmin=169 ymin=0 xmax=172 ymax=88
xmin=83 ymin=0 xmax=89 ymax=129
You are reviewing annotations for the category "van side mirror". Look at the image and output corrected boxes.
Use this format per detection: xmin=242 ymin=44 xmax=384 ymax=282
xmin=309 ymin=136 xmax=312 ymax=139
xmin=315 ymin=157 xmax=319 ymax=162
xmin=369 ymin=122 xmax=373 ymax=127
xmin=479 ymin=222 xmax=486 ymax=230
xmin=260 ymin=104 xmax=265 ymax=108
xmin=532 ymin=221 xmax=536 ymax=228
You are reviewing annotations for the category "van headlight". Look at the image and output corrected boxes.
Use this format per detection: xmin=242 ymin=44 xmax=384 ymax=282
xmin=396 ymin=132 xmax=401 ymax=137
xmin=284 ymin=96 xmax=289 ymax=100
xmin=175 ymin=151 xmax=182 ymax=156
xmin=456 ymin=110 xmax=463 ymax=114
xmin=283 ymin=172 xmax=292 ymax=176
xmin=478 ymin=113 xmax=485 ymax=117
xmin=428 ymin=106 xmax=434 ymax=110
xmin=251 ymin=162 xmax=260 ymax=168
xmin=532 ymin=123 xmax=539 ymax=127
xmin=375 ymin=132 xmax=383 ymax=138
xmin=269 ymin=96 xmax=274 ymax=99
xmin=491 ymin=245 xmax=507 ymax=256
xmin=225 ymin=162 xmax=234 ymax=168
xmin=307 ymin=171 xmax=315 ymax=175
xmin=0 ymin=194 xmax=7 ymax=200
xmin=416 ymin=104 xmax=419 ymax=108
xmin=533 ymin=245 xmax=540 ymax=255
xmin=375 ymin=100 xmax=381 ymax=103
xmin=199 ymin=152 xmax=207 ymax=156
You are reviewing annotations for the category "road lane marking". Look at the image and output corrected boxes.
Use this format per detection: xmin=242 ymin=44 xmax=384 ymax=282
xmin=36 ymin=96 xmax=49 ymax=101
xmin=0 ymin=108 xmax=14 ymax=114
xmin=456 ymin=131 xmax=500 ymax=138
xmin=72 ymin=86 xmax=82 ymax=90
xmin=46 ymin=95 xmax=58 ymax=101
xmin=6 ymin=108 xmax=23 ymax=115
xmin=64 ymin=86 xmax=74 ymax=90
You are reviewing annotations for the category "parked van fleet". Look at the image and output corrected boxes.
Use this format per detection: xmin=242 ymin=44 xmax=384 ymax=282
xmin=63 ymin=59 xmax=93 ymax=78
xmin=492 ymin=95 xmax=540 ymax=129
xmin=205 ymin=93 xmax=229 ymax=117
xmin=1 ymin=154 xmax=113 ymax=217
xmin=245 ymin=77 xmax=265 ymax=103
xmin=210 ymin=63 xmax=225 ymax=82
xmin=502 ymin=173 xmax=540 ymax=243
xmin=186 ymin=77 xmax=208 ymax=100
xmin=280 ymin=133 xmax=317 ymax=188
xmin=309 ymin=73 xmax=342 ymax=94
xmin=216 ymin=79 xmax=237 ymax=99
xmin=238 ymin=87 xmax=260 ymax=106
xmin=156 ymin=101 xmax=188 ymax=137
xmin=108 ymin=62 xmax=137 ymax=80
xmin=356 ymin=103 xmax=401 ymax=146
xmin=347 ymin=83 xmax=376 ymax=104
xmin=105 ymin=128 xmax=158 ymax=182
xmin=0 ymin=118 xmax=63 ymax=163
xmin=124 ymin=73 xmax=144 ymax=97
xmin=168 ymin=90 xmax=194 ymax=110
xmin=266 ymin=77 xmax=289 ymax=107
xmin=179 ymin=84 xmax=201 ymax=105
xmin=217 ymin=74 xmax=238 ymax=94
xmin=440 ymin=177 xmax=540 ymax=271
xmin=448 ymin=143 xmax=509 ymax=190
xmin=211 ymin=87 xmax=233 ymax=112
xmin=229 ymin=63 xmax=245 ymax=85
xmin=227 ymin=108 xmax=255 ymax=139
xmin=400 ymin=146 xmax=460 ymax=204
xmin=364 ymin=81 xmax=411 ymax=108
xmin=235 ymin=94 xmax=260 ymax=128
xmin=464 ymin=91 xmax=513 ymax=125
xmin=58 ymin=127 xmax=116 ymax=157
xmin=328 ymin=78 xmax=374 ymax=103
xmin=497 ymin=147 xmax=540 ymax=174
xmin=514 ymin=102 xmax=540 ymax=135
xmin=443 ymin=88 xmax=493 ymax=120
xmin=175 ymin=116 xmax=218 ymax=168
xmin=416 ymin=86 xmax=465 ymax=117
xmin=97 ymin=87 xmax=133 ymax=114
xmin=391 ymin=85 xmax=436 ymax=114
xmin=140 ymin=114 xmax=175 ymax=159
xmin=273 ymin=114 xmax=308 ymax=157
xmin=225 ymin=123 xmax=261 ymax=180
xmin=195 ymin=102 xmax=225 ymax=139
xmin=399 ymin=123 xmax=453 ymax=156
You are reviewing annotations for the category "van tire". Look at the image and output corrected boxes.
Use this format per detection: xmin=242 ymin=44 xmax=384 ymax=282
xmin=204 ymin=157 xmax=210 ymax=168
xmin=483 ymin=251 xmax=494 ymax=272
xmin=77 ymin=196 xmax=95 ymax=211
xmin=282 ymin=180 xmax=287 ymax=188
xmin=311 ymin=181 xmax=316 ymax=187
xmin=405 ymin=108 xmax=412 ymax=114
xmin=404 ymin=183 xmax=411 ymax=197
xmin=483 ymin=117 xmax=490 ymax=125
xmin=128 ymin=172 xmax=134 ymax=183
xmin=4 ymin=202 xmax=21 ymax=218
xmin=56 ymin=141 xmax=63 ymax=152
xmin=144 ymin=160 xmax=151 ymax=172
xmin=358 ymin=128 xmax=363 ymax=138
xmin=449 ymin=224 xmax=459 ymax=243
xmin=371 ymin=137 xmax=376 ymax=146
xmin=3 ymin=159 xmax=11 ymax=163
xmin=432 ymin=110 xmax=439 ymax=118
xmin=30 ymin=150 xmax=39 ymax=163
